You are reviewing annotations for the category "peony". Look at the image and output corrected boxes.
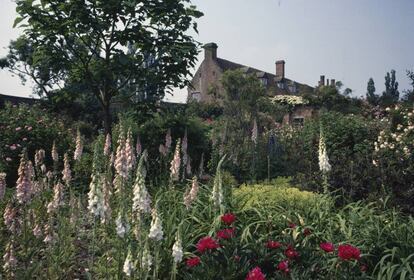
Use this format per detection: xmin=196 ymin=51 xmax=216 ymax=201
xmin=266 ymin=240 xmax=282 ymax=249
xmin=217 ymin=228 xmax=235 ymax=239
xmin=221 ymin=213 xmax=236 ymax=225
xmin=284 ymin=245 xmax=299 ymax=259
xmin=196 ymin=236 xmax=219 ymax=253
xmin=186 ymin=257 xmax=201 ymax=267
xmin=246 ymin=266 xmax=266 ymax=280
xmin=277 ymin=260 xmax=289 ymax=273
xmin=338 ymin=244 xmax=360 ymax=261
xmin=320 ymin=242 xmax=335 ymax=253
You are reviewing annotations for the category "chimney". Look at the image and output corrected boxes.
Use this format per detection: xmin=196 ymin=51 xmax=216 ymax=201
xmin=275 ymin=60 xmax=285 ymax=80
xmin=330 ymin=79 xmax=336 ymax=87
xmin=203 ymin=42 xmax=218 ymax=61
xmin=319 ymin=75 xmax=325 ymax=86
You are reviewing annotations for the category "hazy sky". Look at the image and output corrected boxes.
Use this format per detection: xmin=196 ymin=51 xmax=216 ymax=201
xmin=1 ymin=0 xmax=413 ymax=102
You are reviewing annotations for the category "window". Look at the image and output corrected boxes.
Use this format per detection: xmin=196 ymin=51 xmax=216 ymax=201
xmin=292 ymin=117 xmax=304 ymax=126
xmin=190 ymin=92 xmax=201 ymax=102
xmin=260 ymin=78 xmax=268 ymax=86
xmin=277 ymin=82 xmax=285 ymax=89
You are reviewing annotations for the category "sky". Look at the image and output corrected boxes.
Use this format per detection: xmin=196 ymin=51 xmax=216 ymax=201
xmin=1 ymin=0 xmax=413 ymax=102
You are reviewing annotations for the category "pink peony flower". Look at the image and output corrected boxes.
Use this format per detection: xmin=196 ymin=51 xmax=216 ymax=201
xmin=277 ymin=260 xmax=289 ymax=273
xmin=196 ymin=236 xmax=219 ymax=253
xmin=266 ymin=240 xmax=282 ymax=249
xmin=284 ymin=245 xmax=299 ymax=259
xmin=246 ymin=266 xmax=266 ymax=280
xmin=217 ymin=228 xmax=235 ymax=239
xmin=338 ymin=244 xmax=360 ymax=261
xmin=221 ymin=213 xmax=237 ymax=225
xmin=186 ymin=257 xmax=201 ymax=267
xmin=320 ymin=242 xmax=335 ymax=253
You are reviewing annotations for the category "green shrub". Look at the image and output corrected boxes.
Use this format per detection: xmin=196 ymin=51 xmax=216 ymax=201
xmin=233 ymin=177 xmax=321 ymax=211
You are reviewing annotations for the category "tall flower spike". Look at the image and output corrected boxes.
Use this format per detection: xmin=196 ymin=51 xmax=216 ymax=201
xmin=148 ymin=207 xmax=163 ymax=241
xmin=170 ymin=139 xmax=181 ymax=182
xmin=212 ymin=156 xmax=226 ymax=209
xmin=184 ymin=176 xmax=199 ymax=209
xmin=87 ymin=174 xmax=105 ymax=221
xmin=62 ymin=153 xmax=72 ymax=186
xmin=136 ymin=135 xmax=142 ymax=157
xmin=186 ymin=157 xmax=192 ymax=176
xmin=114 ymin=129 xmax=128 ymax=179
xmin=3 ymin=242 xmax=17 ymax=273
xmin=172 ymin=231 xmax=184 ymax=263
xmin=74 ymin=129 xmax=83 ymax=161
xmin=51 ymin=141 xmax=58 ymax=162
xmin=251 ymin=118 xmax=258 ymax=144
xmin=115 ymin=213 xmax=129 ymax=238
xmin=47 ymin=182 xmax=65 ymax=214
xmin=123 ymin=250 xmax=134 ymax=277
xmin=318 ymin=128 xmax=332 ymax=173
xmin=0 ymin=173 xmax=6 ymax=200
xmin=125 ymin=129 xmax=136 ymax=174
xmin=101 ymin=177 xmax=112 ymax=224
xmin=16 ymin=153 xmax=33 ymax=204
xmin=4 ymin=203 xmax=21 ymax=234
xmin=35 ymin=149 xmax=45 ymax=167
xmin=165 ymin=128 xmax=172 ymax=152
xmin=104 ymin=133 xmax=112 ymax=156
xmin=132 ymin=151 xmax=151 ymax=214
xmin=181 ymin=129 xmax=188 ymax=166
xmin=141 ymin=245 xmax=153 ymax=271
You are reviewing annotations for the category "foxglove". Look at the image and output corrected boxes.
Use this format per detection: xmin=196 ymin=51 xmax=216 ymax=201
xmin=170 ymin=139 xmax=181 ymax=182
xmin=74 ymin=129 xmax=83 ymax=161
xmin=132 ymin=151 xmax=151 ymax=214
xmin=148 ymin=208 xmax=163 ymax=241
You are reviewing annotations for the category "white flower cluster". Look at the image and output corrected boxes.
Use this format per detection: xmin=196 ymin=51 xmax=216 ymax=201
xmin=87 ymin=174 xmax=105 ymax=221
xmin=271 ymin=95 xmax=308 ymax=106
xmin=318 ymin=129 xmax=332 ymax=173
xmin=148 ymin=208 xmax=163 ymax=241
xmin=172 ymin=233 xmax=183 ymax=263
xmin=123 ymin=251 xmax=134 ymax=277
xmin=132 ymin=152 xmax=151 ymax=214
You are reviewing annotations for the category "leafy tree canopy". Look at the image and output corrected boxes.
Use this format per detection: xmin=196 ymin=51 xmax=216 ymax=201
xmin=2 ymin=0 xmax=203 ymax=133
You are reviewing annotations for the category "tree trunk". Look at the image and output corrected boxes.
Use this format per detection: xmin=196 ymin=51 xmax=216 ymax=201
xmin=103 ymin=102 xmax=112 ymax=136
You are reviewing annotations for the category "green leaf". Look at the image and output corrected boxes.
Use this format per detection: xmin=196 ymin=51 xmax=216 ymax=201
xmin=13 ymin=17 xmax=24 ymax=28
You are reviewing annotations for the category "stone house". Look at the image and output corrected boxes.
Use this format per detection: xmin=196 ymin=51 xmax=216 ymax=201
xmin=187 ymin=42 xmax=319 ymax=125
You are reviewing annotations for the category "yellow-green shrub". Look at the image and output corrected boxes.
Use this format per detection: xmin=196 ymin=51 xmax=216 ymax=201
xmin=233 ymin=177 xmax=321 ymax=211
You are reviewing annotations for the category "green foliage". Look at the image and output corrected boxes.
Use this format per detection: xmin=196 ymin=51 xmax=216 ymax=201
xmin=233 ymin=178 xmax=320 ymax=211
xmin=380 ymin=70 xmax=400 ymax=106
xmin=0 ymin=103 xmax=72 ymax=184
xmin=366 ymin=77 xmax=379 ymax=106
xmin=279 ymin=111 xmax=381 ymax=201
xmin=4 ymin=0 xmax=203 ymax=133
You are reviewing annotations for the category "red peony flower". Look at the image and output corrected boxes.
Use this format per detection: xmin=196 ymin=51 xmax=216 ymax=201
xmin=284 ymin=245 xmax=299 ymax=259
xmin=246 ymin=266 xmax=266 ymax=280
xmin=266 ymin=240 xmax=282 ymax=249
xmin=217 ymin=228 xmax=235 ymax=239
xmin=338 ymin=244 xmax=360 ymax=261
xmin=221 ymin=213 xmax=237 ymax=225
xmin=196 ymin=236 xmax=220 ymax=253
xmin=303 ymin=228 xmax=312 ymax=236
xmin=320 ymin=242 xmax=335 ymax=253
xmin=277 ymin=260 xmax=289 ymax=273
xmin=288 ymin=223 xmax=296 ymax=229
xmin=186 ymin=257 xmax=201 ymax=267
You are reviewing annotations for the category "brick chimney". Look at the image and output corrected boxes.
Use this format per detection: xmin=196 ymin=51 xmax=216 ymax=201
xmin=319 ymin=75 xmax=325 ymax=86
xmin=203 ymin=43 xmax=218 ymax=61
xmin=275 ymin=60 xmax=285 ymax=80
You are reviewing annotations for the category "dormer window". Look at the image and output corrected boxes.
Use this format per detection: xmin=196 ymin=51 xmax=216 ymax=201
xmin=277 ymin=82 xmax=285 ymax=89
xmin=288 ymin=82 xmax=297 ymax=93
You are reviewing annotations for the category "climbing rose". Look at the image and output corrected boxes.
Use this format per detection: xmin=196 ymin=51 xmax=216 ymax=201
xmin=196 ymin=236 xmax=219 ymax=253
xmin=338 ymin=244 xmax=360 ymax=261
xmin=277 ymin=260 xmax=289 ymax=273
xmin=186 ymin=257 xmax=201 ymax=267
xmin=217 ymin=228 xmax=235 ymax=239
xmin=221 ymin=213 xmax=236 ymax=225
xmin=246 ymin=266 xmax=266 ymax=280
xmin=284 ymin=245 xmax=299 ymax=259
xmin=266 ymin=240 xmax=282 ymax=249
xmin=320 ymin=242 xmax=335 ymax=253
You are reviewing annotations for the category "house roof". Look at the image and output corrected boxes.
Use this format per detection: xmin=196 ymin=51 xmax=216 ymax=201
xmin=215 ymin=58 xmax=314 ymax=95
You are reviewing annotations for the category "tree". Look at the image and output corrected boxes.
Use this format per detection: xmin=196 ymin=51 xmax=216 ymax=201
xmin=402 ymin=70 xmax=414 ymax=103
xmin=366 ymin=78 xmax=379 ymax=106
xmin=2 ymin=0 xmax=203 ymax=134
xmin=380 ymin=70 xmax=399 ymax=106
